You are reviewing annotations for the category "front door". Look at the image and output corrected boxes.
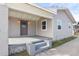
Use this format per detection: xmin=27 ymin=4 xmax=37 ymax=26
xmin=20 ymin=20 xmax=28 ymax=35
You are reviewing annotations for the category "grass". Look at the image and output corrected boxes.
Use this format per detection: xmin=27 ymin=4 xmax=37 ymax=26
xmin=10 ymin=50 xmax=29 ymax=56
xmin=52 ymin=36 xmax=77 ymax=48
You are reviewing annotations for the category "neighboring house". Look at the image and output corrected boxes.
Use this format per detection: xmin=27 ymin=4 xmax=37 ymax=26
xmin=0 ymin=3 xmax=76 ymax=56
xmin=73 ymin=22 xmax=79 ymax=34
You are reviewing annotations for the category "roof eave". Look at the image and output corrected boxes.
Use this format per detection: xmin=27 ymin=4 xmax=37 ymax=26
xmin=65 ymin=9 xmax=76 ymax=23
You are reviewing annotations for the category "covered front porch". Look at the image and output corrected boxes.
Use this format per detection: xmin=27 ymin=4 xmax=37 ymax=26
xmin=8 ymin=5 xmax=53 ymax=39
xmin=7 ymin=3 xmax=54 ymax=55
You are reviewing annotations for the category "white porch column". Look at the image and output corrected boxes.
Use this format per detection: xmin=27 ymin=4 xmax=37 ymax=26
xmin=0 ymin=5 xmax=8 ymax=56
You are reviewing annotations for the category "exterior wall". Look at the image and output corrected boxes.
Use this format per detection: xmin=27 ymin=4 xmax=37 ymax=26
xmin=36 ymin=18 xmax=53 ymax=38
xmin=8 ymin=17 xmax=20 ymax=37
xmin=8 ymin=17 xmax=36 ymax=37
xmin=0 ymin=5 xmax=8 ymax=56
xmin=9 ymin=17 xmax=53 ymax=38
xmin=28 ymin=21 xmax=36 ymax=36
xmin=53 ymin=10 xmax=73 ymax=40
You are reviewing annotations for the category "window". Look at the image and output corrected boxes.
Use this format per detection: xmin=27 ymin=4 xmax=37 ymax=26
xmin=57 ymin=20 xmax=62 ymax=30
xmin=41 ymin=20 xmax=47 ymax=31
xmin=68 ymin=23 xmax=71 ymax=29
xmin=58 ymin=25 xmax=61 ymax=29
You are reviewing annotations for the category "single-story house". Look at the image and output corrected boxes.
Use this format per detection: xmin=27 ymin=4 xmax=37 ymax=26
xmin=0 ymin=3 xmax=76 ymax=56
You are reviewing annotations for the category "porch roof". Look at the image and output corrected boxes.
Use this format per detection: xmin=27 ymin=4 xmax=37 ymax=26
xmin=6 ymin=3 xmax=55 ymax=20
xmin=9 ymin=9 xmax=41 ymax=21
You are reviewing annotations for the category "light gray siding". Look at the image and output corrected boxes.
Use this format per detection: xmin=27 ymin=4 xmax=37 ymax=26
xmin=36 ymin=18 xmax=53 ymax=38
xmin=8 ymin=17 xmax=20 ymax=37
xmin=53 ymin=10 xmax=73 ymax=40
xmin=28 ymin=21 xmax=36 ymax=36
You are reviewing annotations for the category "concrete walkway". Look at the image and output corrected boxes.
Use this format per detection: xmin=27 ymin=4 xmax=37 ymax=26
xmin=36 ymin=37 xmax=79 ymax=56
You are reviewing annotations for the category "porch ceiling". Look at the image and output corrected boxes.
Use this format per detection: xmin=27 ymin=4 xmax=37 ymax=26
xmin=9 ymin=9 xmax=41 ymax=21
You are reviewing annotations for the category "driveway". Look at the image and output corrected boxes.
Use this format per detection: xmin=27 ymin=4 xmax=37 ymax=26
xmin=36 ymin=37 xmax=79 ymax=56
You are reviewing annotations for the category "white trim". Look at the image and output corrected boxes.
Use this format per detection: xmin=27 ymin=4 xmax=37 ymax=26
xmin=41 ymin=19 xmax=47 ymax=31
xmin=36 ymin=20 xmax=38 ymax=35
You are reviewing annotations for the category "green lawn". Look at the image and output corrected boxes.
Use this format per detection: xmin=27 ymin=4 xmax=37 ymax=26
xmin=52 ymin=36 xmax=77 ymax=48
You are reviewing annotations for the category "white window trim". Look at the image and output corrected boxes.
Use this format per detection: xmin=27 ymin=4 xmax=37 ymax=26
xmin=41 ymin=19 xmax=47 ymax=31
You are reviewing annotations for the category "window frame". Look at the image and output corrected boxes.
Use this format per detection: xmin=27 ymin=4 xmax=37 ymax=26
xmin=41 ymin=19 xmax=47 ymax=31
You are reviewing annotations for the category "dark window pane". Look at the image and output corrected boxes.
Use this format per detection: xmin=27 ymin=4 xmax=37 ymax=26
xmin=42 ymin=21 xmax=46 ymax=25
xmin=58 ymin=25 xmax=61 ymax=30
xmin=42 ymin=26 xmax=46 ymax=29
xmin=22 ymin=25 xmax=26 ymax=28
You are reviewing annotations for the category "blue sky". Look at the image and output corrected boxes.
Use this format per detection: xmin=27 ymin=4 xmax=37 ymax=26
xmin=36 ymin=3 xmax=79 ymax=22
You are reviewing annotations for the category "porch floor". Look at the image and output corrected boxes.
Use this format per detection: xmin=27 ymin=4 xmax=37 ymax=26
xmin=9 ymin=36 xmax=52 ymax=45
